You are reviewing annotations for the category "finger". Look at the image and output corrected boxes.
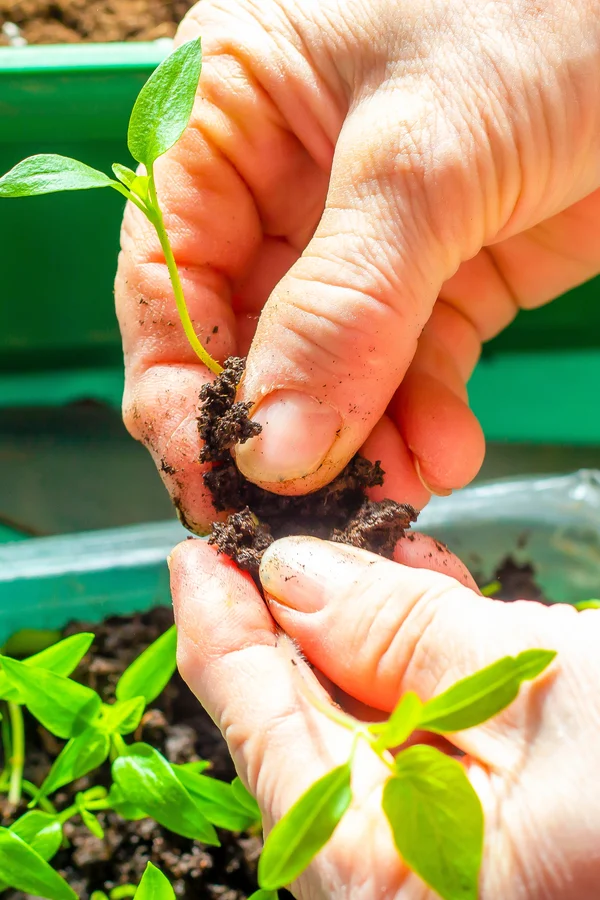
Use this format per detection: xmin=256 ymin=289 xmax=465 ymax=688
xmin=235 ymin=94 xmax=460 ymax=495
xmin=170 ymin=539 xmax=358 ymax=825
xmin=259 ymin=537 xmax=574 ymax=755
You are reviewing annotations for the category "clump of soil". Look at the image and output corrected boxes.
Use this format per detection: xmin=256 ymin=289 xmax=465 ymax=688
xmin=0 ymin=0 xmax=195 ymax=45
xmin=3 ymin=608 xmax=288 ymax=900
xmin=485 ymin=557 xmax=548 ymax=603
xmin=199 ymin=358 xmax=418 ymax=577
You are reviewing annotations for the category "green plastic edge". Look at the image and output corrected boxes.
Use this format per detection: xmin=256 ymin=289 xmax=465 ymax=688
xmin=0 ymin=41 xmax=172 ymax=73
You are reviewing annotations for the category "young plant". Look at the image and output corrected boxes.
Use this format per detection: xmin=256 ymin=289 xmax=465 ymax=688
xmin=0 ymin=38 xmax=222 ymax=378
xmin=0 ymin=625 xmax=260 ymax=899
xmin=256 ymin=649 xmax=557 ymax=900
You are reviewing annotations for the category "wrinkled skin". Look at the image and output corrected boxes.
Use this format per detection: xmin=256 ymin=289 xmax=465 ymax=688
xmin=117 ymin=0 xmax=600 ymax=532
xmin=171 ymin=534 xmax=600 ymax=900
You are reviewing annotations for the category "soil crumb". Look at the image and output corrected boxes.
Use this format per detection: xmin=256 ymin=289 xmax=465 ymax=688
xmin=487 ymin=556 xmax=548 ymax=603
xmin=202 ymin=358 xmax=418 ymax=577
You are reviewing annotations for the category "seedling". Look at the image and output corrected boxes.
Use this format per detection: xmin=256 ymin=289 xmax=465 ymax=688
xmin=0 ymin=38 xmax=222 ymax=377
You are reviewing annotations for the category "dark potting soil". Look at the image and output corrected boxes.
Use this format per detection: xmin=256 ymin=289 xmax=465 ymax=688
xmin=0 ymin=0 xmax=195 ymax=45
xmin=199 ymin=358 xmax=418 ymax=578
xmin=485 ymin=556 xmax=549 ymax=603
xmin=2 ymin=607 xmax=290 ymax=900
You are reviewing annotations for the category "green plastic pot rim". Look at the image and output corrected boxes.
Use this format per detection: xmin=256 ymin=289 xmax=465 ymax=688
xmin=0 ymin=39 xmax=172 ymax=73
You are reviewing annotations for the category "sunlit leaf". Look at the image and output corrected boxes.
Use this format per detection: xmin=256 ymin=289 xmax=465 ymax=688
xmin=0 ymin=155 xmax=115 ymax=197
xmin=258 ymin=764 xmax=352 ymax=891
xmin=36 ymin=726 xmax=110 ymax=801
xmin=383 ymin=745 xmax=483 ymax=900
xmin=128 ymin=39 xmax=202 ymax=167
xmin=0 ymin=827 xmax=76 ymax=899
xmin=116 ymin=625 xmax=177 ymax=706
xmin=0 ymin=633 xmax=94 ymax=704
xmin=134 ymin=862 xmax=175 ymax=900
xmin=0 ymin=655 xmax=101 ymax=739
xmin=418 ymin=649 xmax=556 ymax=734
xmin=369 ymin=692 xmax=422 ymax=751
xmin=173 ymin=765 xmax=256 ymax=831
xmin=100 ymin=697 xmax=146 ymax=735
xmin=112 ymin=743 xmax=219 ymax=845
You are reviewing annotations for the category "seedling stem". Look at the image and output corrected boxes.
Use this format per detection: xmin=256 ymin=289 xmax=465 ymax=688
xmin=7 ymin=701 xmax=24 ymax=807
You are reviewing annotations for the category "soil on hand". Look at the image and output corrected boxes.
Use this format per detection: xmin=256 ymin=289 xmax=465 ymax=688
xmin=199 ymin=358 xmax=418 ymax=578
xmin=2 ymin=608 xmax=288 ymax=900
xmin=0 ymin=0 xmax=195 ymax=45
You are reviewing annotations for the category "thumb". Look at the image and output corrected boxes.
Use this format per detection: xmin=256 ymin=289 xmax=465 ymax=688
xmin=235 ymin=100 xmax=472 ymax=494
xmin=259 ymin=536 xmax=568 ymax=734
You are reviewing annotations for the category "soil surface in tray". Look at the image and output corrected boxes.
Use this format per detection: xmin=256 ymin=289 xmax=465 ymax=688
xmin=2 ymin=607 xmax=291 ymax=900
xmin=0 ymin=0 xmax=195 ymax=45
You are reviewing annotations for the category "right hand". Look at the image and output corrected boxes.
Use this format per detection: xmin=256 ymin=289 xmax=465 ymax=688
xmin=172 ymin=534 xmax=600 ymax=899
xmin=117 ymin=0 xmax=600 ymax=532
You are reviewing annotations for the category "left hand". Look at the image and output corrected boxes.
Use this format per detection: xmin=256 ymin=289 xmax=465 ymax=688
xmin=171 ymin=536 xmax=600 ymax=899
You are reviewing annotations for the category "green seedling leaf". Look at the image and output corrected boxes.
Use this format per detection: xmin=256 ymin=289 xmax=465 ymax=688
xmin=248 ymin=892 xmax=278 ymax=900
xmin=116 ymin=625 xmax=177 ymax=706
xmin=231 ymin=777 xmax=261 ymax=820
xmin=0 ymin=155 xmax=116 ymax=197
xmin=574 ymin=599 xmax=600 ymax=611
xmin=370 ymin=692 xmax=423 ymax=752
xmin=110 ymin=885 xmax=137 ymax=900
xmin=9 ymin=811 xmax=62 ymax=861
xmin=91 ymin=893 xmax=110 ymax=900
xmin=134 ymin=861 xmax=175 ymax=900
xmin=100 ymin=697 xmax=146 ymax=735
xmin=36 ymin=726 xmax=110 ymax=801
xmin=0 ymin=827 xmax=76 ymax=900
xmin=111 ymin=164 xmax=149 ymax=202
xmin=173 ymin=765 xmax=256 ymax=831
xmin=178 ymin=760 xmax=211 ymax=774
xmin=112 ymin=743 xmax=219 ymax=845
xmin=0 ymin=633 xmax=94 ymax=703
xmin=107 ymin=783 xmax=146 ymax=821
xmin=480 ymin=580 xmax=501 ymax=597
xmin=0 ymin=655 xmax=101 ymax=739
xmin=128 ymin=38 xmax=202 ymax=167
xmin=418 ymin=649 xmax=556 ymax=734
xmin=79 ymin=806 xmax=104 ymax=840
xmin=258 ymin=764 xmax=352 ymax=891
xmin=383 ymin=745 xmax=483 ymax=900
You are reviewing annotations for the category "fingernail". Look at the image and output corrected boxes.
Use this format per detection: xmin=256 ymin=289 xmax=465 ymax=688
xmin=412 ymin=455 xmax=453 ymax=498
xmin=235 ymin=390 xmax=342 ymax=484
xmin=259 ymin=536 xmax=358 ymax=613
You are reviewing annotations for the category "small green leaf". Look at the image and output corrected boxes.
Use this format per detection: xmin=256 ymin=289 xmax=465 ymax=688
xmin=134 ymin=861 xmax=175 ymax=900
xmin=574 ymin=599 xmax=600 ymax=611
xmin=112 ymin=743 xmax=219 ymax=845
xmin=480 ymin=580 xmax=501 ymax=597
xmin=9 ymin=811 xmax=62 ymax=861
xmin=36 ymin=727 xmax=110 ymax=800
xmin=173 ymin=766 xmax=256 ymax=831
xmin=248 ymin=892 xmax=278 ymax=900
xmin=0 ymin=827 xmax=76 ymax=899
xmin=418 ymin=649 xmax=556 ymax=734
xmin=110 ymin=885 xmax=137 ymax=900
xmin=116 ymin=625 xmax=177 ymax=706
xmin=79 ymin=806 xmax=104 ymax=840
xmin=0 ymin=655 xmax=101 ymax=739
xmin=258 ymin=764 xmax=352 ymax=891
xmin=91 ymin=893 xmax=110 ymax=900
xmin=112 ymin=163 xmax=138 ymax=187
xmin=107 ymin=783 xmax=146 ymax=821
xmin=231 ymin=777 xmax=261 ymax=821
xmin=0 ymin=633 xmax=94 ymax=704
xmin=127 ymin=38 xmax=202 ymax=167
xmin=370 ymin=692 xmax=422 ymax=751
xmin=100 ymin=697 xmax=145 ymax=735
xmin=111 ymin=164 xmax=149 ymax=202
xmin=383 ymin=745 xmax=483 ymax=900
xmin=0 ymin=155 xmax=115 ymax=197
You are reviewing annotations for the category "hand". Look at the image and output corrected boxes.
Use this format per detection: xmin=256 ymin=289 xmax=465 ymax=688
xmin=117 ymin=0 xmax=600 ymax=531
xmin=171 ymin=536 xmax=600 ymax=899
